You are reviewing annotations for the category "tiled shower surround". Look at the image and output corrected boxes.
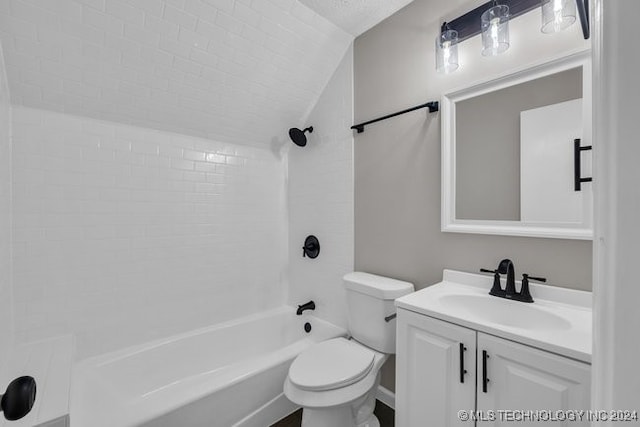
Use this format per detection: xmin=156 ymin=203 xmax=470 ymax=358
xmin=0 ymin=0 xmax=357 ymax=364
xmin=11 ymin=106 xmax=288 ymax=358
xmin=288 ymin=46 xmax=354 ymax=329
xmin=0 ymin=43 xmax=13 ymax=369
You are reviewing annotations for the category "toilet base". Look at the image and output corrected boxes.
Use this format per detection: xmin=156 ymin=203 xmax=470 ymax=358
xmin=357 ymin=414 xmax=380 ymax=427
xmin=301 ymin=408 xmax=380 ymax=427
xmin=300 ymin=374 xmax=380 ymax=427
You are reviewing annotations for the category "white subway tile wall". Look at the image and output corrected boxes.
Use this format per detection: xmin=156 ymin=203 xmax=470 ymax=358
xmin=0 ymin=42 xmax=14 ymax=369
xmin=0 ymin=0 xmax=361 ymax=363
xmin=288 ymin=46 xmax=354 ymax=328
xmin=11 ymin=106 xmax=287 ymax=358
xmin=0 ymin=0 xmax=353 ymax=146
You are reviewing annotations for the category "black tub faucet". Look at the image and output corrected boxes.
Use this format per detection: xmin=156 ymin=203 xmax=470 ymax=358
xmin=296 ymin=301 xmax=315 ymax=315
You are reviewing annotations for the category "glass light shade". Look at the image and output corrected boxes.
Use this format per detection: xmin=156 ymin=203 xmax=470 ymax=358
xmin=541 ymin=0 xmax=577 ymax=33
xmin=481 ymin=5 xmax=510 ymax=56
xmin=436 ymin=29 xmax=459 ymax=74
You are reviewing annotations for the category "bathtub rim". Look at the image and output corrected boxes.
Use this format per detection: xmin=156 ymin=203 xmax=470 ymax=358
xmin=70 ymin=305 xmax=346 ymax=427
xmin=83 ymin=306 xmax=315 ymax=367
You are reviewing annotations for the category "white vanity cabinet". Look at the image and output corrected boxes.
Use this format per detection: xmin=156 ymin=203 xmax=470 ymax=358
xmin=396 ymin=308 xmax=476 ymax=427
xmin=396 ymin=308 xmax=591 ymax=427
xmin=476 ymin=332 xmax=591 ymax=426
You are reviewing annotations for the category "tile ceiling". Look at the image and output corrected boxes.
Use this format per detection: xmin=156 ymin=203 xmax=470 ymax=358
xmin=0 ymin=0 xmax=362 ymax=146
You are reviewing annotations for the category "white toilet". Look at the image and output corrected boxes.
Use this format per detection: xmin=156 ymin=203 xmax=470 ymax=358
xmin=284 ymin=272 xmax=414 ymax=427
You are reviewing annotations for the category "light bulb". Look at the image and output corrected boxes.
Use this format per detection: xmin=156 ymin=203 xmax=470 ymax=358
xmin=553 ymin=0 xmax=563 ymax=27
xmin=490 ymin=17 xmax=500 ymax=49
xmin=443 ymin=41 xmax=451 ymax=64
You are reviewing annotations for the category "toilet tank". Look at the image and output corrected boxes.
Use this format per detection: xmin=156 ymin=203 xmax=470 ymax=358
xmin=344 ymin=272 xmax=414 ymax=354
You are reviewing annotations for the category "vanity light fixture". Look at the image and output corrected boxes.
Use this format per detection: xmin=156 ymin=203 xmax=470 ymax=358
xmin=436 ymin=23 xmax=459 ymax=74
xmin=435 ymin=0 xmax=589 ymax=73
xmin=481 ymin=2 xmax=510 ymax=56
xmin=541 ymin=0 xmax=577 ymax=34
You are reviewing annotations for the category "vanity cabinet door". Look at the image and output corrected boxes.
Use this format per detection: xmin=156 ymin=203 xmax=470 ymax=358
xmin=396 ymin=309 xmax=476 ymax=427
xmin=476 ymin=332 xmax=591 ymax=426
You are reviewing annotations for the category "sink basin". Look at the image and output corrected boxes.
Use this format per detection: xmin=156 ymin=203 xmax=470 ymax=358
xmin=437 ymin=294 xmax=572 ymax=331
xmin=395 ymin=270 xmax=592 ymax=362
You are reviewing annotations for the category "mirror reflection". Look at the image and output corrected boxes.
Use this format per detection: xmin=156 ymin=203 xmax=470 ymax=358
xmin=442 ymin=53 xmax=592 ymax=239
xmin=456 ymin=67 xmax=584 ymax=221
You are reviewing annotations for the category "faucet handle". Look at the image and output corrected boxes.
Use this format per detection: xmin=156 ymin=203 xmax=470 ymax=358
xmin=302 ymin=235 xmax=320 ymax=259
xmin=480 ymin=268 xmax=504 ymax=297
xmin=519 ymin=274 xmax=546 ymax=303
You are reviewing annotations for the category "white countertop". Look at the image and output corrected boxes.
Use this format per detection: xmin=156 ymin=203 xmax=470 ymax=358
xmin=395 ymin=270 xmax=592 ymax=363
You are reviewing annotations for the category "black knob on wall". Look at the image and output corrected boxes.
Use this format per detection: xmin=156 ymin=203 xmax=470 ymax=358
xmin=1 ymin=376 xmax=36 ymax=421
xmin=302 ymin=235 xmax=320 ymax=259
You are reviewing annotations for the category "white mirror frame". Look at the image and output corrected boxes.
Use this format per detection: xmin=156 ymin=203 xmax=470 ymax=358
xmin=441 ymin=50 xmax=593 ymax=240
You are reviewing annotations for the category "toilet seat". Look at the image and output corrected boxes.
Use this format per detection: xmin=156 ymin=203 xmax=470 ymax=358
xmin=288 ymin=338 xmax=374 ymax=391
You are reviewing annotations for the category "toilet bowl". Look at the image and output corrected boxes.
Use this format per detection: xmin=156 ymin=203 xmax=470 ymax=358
xmin=284 ymin=273 xmax=414 ymax=427
xmin=284 ymin=337 xmax=388 ymax=427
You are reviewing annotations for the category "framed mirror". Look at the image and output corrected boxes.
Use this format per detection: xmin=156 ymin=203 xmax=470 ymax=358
xmin=441 ymin=51 xmax=592 ymax=240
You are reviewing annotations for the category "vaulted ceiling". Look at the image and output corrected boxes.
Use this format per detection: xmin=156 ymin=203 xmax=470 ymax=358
xmin=0 ymin=0 xmax=364 ymax=146
xmin=0 ymin=0 xmax=417 ymax=146
xmin=299 ymin=0 xmax=415 ymax=36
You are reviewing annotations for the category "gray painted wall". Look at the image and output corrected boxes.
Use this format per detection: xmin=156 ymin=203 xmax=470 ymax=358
xmin=353 ymin=0 xmax=592 ymax=391
xmin=457 ymin=68 xmax=582 ymax=220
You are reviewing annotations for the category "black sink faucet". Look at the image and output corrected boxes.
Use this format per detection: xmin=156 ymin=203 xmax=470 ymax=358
xmin=296 ymin=301 xmax=315 ymax=315
xmin=498 ymin=259 xmax=516 ymax=298
xmin=481 ymin=259 xmax=546 ymax=303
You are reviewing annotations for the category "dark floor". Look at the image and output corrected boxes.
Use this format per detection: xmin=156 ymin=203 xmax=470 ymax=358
xmin=271 ymin=400 xmax=394 ymax=427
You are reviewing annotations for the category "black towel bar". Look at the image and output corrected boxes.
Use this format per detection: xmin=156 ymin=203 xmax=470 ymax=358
xmin=351 ymin=101 xmax=439 ymax=134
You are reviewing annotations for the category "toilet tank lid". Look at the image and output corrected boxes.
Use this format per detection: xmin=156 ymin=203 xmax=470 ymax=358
xmin=343 ymin=272 xmax=414 ymax=299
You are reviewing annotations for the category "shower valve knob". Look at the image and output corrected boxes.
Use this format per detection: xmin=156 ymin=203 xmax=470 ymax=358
xmin=302 ymin=235 xmax=320 ymax=259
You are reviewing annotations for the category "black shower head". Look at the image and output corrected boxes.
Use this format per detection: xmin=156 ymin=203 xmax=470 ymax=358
xmin=288 ymin=126 xmax=313 ymax=147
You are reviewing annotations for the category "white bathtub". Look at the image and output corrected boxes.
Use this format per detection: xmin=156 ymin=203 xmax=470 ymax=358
xmin=70 ymin=307 xmax=345 ymax=427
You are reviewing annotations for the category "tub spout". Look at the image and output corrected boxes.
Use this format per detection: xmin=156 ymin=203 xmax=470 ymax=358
xmin=296 ymin=301 xmax=315 ymax=315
